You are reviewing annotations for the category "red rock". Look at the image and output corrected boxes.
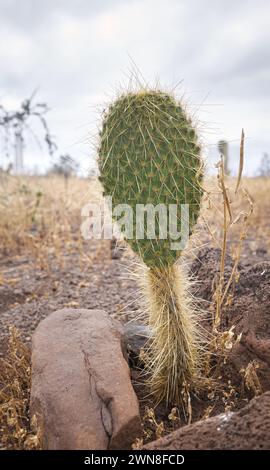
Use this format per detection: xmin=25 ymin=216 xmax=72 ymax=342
xmin=30 ymin=308 xmax=141 ymax=450
xmin=145 ymin=392 xmax=270 ymax=450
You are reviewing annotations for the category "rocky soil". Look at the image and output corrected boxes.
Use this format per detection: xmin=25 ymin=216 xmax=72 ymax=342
xmin=0 ymin=238 xmax=268 ymax=354
xmin=0 ymin=241 xmax=139 ymax=355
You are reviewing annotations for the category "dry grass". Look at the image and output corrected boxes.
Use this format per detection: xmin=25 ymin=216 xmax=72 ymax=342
xmin=132 ymin=405 xmax=181 ymax=449
xmin=205 ymin=166 xmax=253 ymax=334
xmin=0 ymin=172 xmax=269 ymax=268
xmin=0 ymin=173 xmax=103 ymax=270
xmin=197 ymin=174 xmax=270 ymax=259
xmin=240 ymin=361 xmax=263 ymax=397
xmin=0 ymin=327 xmax=40 ymax=450
xmin=192 ymin=163 xmax=270 ymax=338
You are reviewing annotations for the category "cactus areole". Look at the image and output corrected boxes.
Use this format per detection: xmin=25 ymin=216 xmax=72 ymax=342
xmin=98 ymin=91 xmax=203 ymax=267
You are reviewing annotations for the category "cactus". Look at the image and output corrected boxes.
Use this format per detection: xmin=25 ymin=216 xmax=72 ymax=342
xmin=218 ymin=140 xmax=230 ymax=175
xmin=98 ymin=90 xmax=204 ymax=405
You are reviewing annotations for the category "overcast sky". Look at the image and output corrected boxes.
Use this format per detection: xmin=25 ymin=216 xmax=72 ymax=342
xmin=0 ymin=0 xmax=269 ymax=175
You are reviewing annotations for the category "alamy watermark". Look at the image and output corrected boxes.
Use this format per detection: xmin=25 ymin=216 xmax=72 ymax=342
xmin=81 ymin=196 xmax=190 ymax=251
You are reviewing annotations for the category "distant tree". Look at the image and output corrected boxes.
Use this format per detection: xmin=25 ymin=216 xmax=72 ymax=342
xmin=89 ymin=166 xmax=98 ymax=178
xmin=0 ymin=91 xmax=57 ymax=173
xmin=218 ymin=140 xmax=230 ymax=175
xmin=48 ymin=154 xmax=79 ymax=186
xmin=258 ymin=153 xmax=270 ymax=177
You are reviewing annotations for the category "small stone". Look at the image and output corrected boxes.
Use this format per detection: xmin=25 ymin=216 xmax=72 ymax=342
xmin=123 ymin=323 xmax=151 ymax=367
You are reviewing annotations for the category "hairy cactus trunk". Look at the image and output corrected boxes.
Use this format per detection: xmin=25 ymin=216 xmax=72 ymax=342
xmin=143 ymin=264 xmax=201 ymax=405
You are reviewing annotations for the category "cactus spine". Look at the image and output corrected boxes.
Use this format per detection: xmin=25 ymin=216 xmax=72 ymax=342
xmin=98 ymin=89 xmax=204 ymax=405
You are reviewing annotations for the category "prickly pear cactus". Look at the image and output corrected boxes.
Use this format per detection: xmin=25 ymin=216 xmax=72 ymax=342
xmin=98 ymin=90 xmax=203 ymax=267
xmin=98 ymin=89 xmax=205 ymax=405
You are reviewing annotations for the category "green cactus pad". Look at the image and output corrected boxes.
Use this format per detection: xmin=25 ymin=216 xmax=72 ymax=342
xmin=98 ymin=90 xmax=203 ymax=267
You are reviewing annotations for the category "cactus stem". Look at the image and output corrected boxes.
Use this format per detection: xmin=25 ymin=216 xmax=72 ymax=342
xmin=141 ymin=263 xmax=204 ymax=405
